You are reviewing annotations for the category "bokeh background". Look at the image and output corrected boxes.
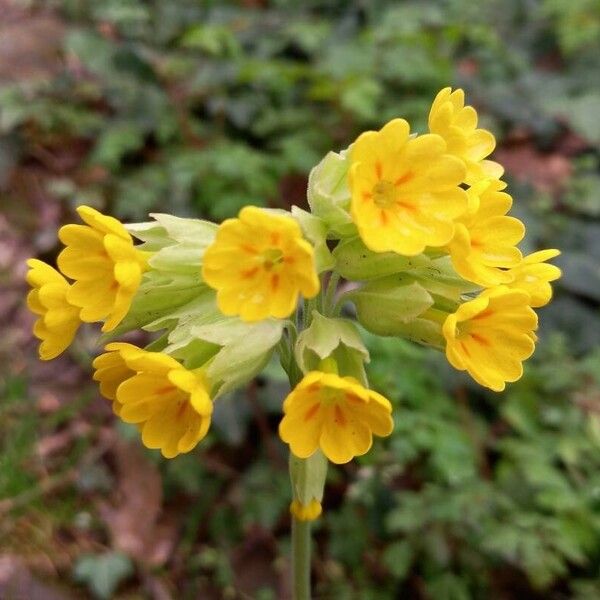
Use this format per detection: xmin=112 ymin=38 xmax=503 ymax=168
xmin=1 ymin=1 xmax=600 ymax=598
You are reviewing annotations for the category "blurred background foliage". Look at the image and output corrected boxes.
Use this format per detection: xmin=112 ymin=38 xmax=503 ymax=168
xmin=1 ymin=0 xmax=600 ymax=598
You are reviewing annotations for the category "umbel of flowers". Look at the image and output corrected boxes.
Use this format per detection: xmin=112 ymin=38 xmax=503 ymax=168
xmin=27 ymin=87 xmax=561 ymax=599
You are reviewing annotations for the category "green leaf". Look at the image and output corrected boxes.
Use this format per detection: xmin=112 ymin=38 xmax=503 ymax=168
xmin=382 ymin=540 xmax=414 ymax=580
xmin=74 ymin=552 xmax=133 ymax=600
xmin=90 ymin=122 xmax=145 ymax=169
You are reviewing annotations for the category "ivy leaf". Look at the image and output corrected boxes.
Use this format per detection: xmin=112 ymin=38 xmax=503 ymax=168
xmin=73 ymin=552 xmax=133 ymax=600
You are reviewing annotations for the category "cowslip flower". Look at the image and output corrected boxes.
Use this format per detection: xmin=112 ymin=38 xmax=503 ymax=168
xmin=428 ymin=87 xmax=502 ymax=184
xmin=447 ymin=179 xmax=525 ymax=287
xmin=279 ymin=371 xmax=394 ymax=464
xmin=506 ymin=249 xmax=562 ymax=308
xmin=94 ymin=344 xmax=213 ymax=458
xmin=92 ymin=342 xmax=140 ymax=416
xmin=26 ymin=259 xmax=81 ymax=360
xmin=57 ymin=205 xmax=149 ymax=332
xmin=202 ymin=206 xmax=320 ymax=322
xmin=349 ymin=118 xmax=468 ymax=256
xmin=442 ymin=286 xmax=538 ymax=392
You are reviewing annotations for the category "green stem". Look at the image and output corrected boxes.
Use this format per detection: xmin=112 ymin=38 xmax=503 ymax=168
xmin=292 ymin=515 xmax=311 ymax=600
xmin=323 ymin=272 xmax=340 ymax=317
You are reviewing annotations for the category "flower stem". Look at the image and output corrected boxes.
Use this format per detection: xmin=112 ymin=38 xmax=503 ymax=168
xmin=323 ymin=272 xmax=340 ymax=316
xmin=292 ymin=515 xmax=311 ymax=600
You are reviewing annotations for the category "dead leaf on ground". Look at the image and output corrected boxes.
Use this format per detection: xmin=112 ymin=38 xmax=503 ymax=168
xmin=97 ymin=438 xmax=178 ymax=567
xmin=0 ymin=555 xmax=77 ymax=600
xmin=495 ymin=141 xmax=572 ymax=194
xmin=0 ymin=5 xmax=64 ymax=84
xmin=231 ymin=526 xmax=288 ymax=598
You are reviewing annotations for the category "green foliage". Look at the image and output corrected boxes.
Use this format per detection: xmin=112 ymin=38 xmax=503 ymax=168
xmin=0 ymin=377 xmax=38 ymax=502
xmin=4 ymin=0 xmax=600 ymax=598
xmin=0 ymin=0 xmax=587 ymax=221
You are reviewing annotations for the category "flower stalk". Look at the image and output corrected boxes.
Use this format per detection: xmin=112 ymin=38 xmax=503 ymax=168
xmin=292 ymin=516 xmax=312 ymax=600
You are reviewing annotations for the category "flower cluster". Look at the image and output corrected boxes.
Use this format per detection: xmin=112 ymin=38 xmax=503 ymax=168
xmin=27 ymin=87 xmax=561 ymax=521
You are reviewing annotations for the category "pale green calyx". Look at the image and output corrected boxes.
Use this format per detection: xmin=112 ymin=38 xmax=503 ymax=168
xmin=306 ymin=149 xmax=356 ymax=238
xmin=343 ymin=276 xmax=437 ymax=342
xmin=289 ymin=450 xmax=328 ymax=508
xmin=291 ymin=206 xmax=335 ymax=272
xmin=295 ymin=311 xmax=369 ymax=383
xmin=406 ymin=256 xmax=481 ymax=304
xmin=205 ymin=319 xmax=285 ymax=396
xmin=333 ymin=236 xmax=431 ymax=281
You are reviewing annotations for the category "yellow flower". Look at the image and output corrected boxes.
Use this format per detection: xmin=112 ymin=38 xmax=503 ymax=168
xmin=349 ymin=118 xmax=468 ymax=256
xmin=290 ymin=499 xmax=322 ymax=521
xmin=103 ymin=347 xmax=213 ymax=458
xmin=506 ymin=249 xmax=561 ymax=308
xmin=279 ymin=371 xmax=393 ymax=464
xmin=92 ymin=342 xmax=140 ymax=416
xmin=26 ymin=259 xmax=81 ymax=360
xmin=428 ymin=87 xmax=502 ymax=185
xmin=447 ymin=179 xmax=525 ymax=287
xmin=57 ymin=205 xmax=149 ymax=332
xmin=202 ymin=206 xmax=319 ymax=322
xmin=442 ymin=286 xmax=538 ymax=392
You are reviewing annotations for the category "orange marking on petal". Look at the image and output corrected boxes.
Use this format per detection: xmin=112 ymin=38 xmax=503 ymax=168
xmin=304 ymin=403 xmax=320 ymax=422
xmin=362 ymin=191 xmax=373 ymax=202
xmin=345 ymin=393 xmax=362 ymax=404
xmin=157 ymin=385 xmax=176 ymax=395
xmin=397 ymin=200 xmax=415 ymax=212
xmin=270 ymin=233 xmax=280 ymax=245
xmin=394 ymin=171 xmax=414 ymax=187
xmin=460 ymin=341 xmax=471 ymax=358
xmin=242 ymin=266 xmax=259 ymax=279
xmin=375 ymin=161 xmax=382 ymax=180
xmin=271 ymin=274 xmax=279 ymax=291
xmin=380 ymin=210 xmax=389 ymax=226
xmin=334 ymin=405 xmax=346 ymax=426
xmin=240 ymin=244 xmax=258 ymax=255
xmin=176 ymin=401 xmax=188 ymax=418
xmin=284 ymin=256 xmax=295 ymax=264
xmin=471 ymin=333 xmax=490 ymax=347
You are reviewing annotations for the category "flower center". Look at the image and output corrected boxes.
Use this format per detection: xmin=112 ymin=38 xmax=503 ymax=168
xmin=372 ymin=180 xmax=398 ymax=209
xmin=320 ymin=386 xmax=344 ymax=406
xmin=261 ymin=247 xmax=284 ymax=271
